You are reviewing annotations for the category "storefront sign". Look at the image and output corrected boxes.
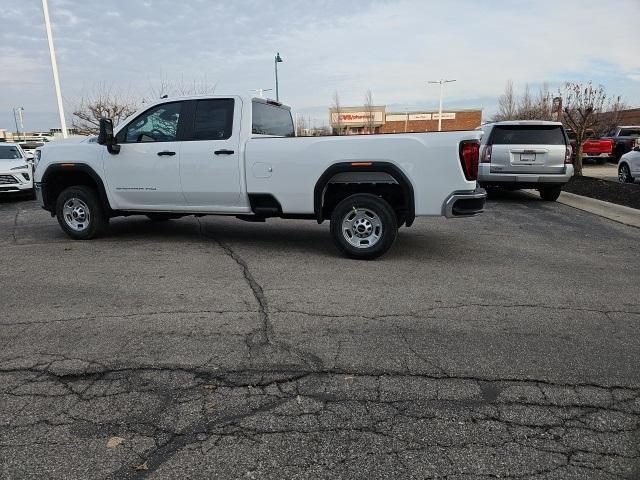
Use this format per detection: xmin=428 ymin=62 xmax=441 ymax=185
xmin=431 ymin=112 xmax=456 ymax=120
xmin=331 ymin=111 xmax=384 ymax=125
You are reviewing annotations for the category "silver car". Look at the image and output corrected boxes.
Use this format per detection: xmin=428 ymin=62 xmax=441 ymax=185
xmin=477 ymin=121 xmax=574 ymax=201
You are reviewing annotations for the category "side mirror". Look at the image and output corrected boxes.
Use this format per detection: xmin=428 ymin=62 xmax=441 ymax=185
xmin=98 ymin=117 xmax=120 ymax=154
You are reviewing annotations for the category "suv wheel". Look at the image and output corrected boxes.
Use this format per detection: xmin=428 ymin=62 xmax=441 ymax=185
xmin=56 ymin=186 xmax=109 ymax=240
xmin=538 ymin=185 xmax=562 ymax=202
xmin=618 ymin=163 xmax=633 ymax=183
xmin=330 ymin=194 xmax=397 ymax=260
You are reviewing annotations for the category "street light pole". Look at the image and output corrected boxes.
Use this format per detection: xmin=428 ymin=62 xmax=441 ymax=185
xmin=274 ymin=52 xmax=283 ymax=101
xmin=41 ymin=0 xmax=68 ymax=138
xmin=428 ymin=79 xmax=456 ymax=132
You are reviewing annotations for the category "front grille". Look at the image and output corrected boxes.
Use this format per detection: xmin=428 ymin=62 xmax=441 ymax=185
xmin=0 ymin=175 xmax=17 ymax=185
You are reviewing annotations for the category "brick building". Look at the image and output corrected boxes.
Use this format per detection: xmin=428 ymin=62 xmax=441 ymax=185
xmin=329 ymin=106 xmax=482 ymax=134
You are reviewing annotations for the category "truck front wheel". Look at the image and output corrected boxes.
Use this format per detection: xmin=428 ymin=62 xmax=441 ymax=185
xmin=55 ymin=186 xmax=109 ymax=240
xmin=330 ymin=194 xmax=398 ymax=260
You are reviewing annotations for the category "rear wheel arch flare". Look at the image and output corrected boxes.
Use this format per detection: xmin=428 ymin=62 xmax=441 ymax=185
xmin=313 ymin=162 xmax=415 ymax=226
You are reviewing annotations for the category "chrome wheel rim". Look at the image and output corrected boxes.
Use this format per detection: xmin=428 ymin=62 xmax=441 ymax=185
xmin=62 ymin=198 xmax=90 ymax=232
xmin=342 ymin=207 xmax=382 ymax=249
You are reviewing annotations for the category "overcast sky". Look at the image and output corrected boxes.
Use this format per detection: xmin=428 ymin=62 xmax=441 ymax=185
xmin=1 ymin=0 xmax=639 ymax=131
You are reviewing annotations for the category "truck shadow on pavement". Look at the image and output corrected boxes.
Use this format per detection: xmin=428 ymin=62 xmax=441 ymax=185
xmin=105 ymin=216 xmax=463 ymax=261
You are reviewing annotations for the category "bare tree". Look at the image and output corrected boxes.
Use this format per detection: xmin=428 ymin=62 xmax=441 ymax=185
xmin=331 ymin=91 xmax=344 ymax=135
xmin=493 ymin=80 xmax=517 ymax=121
xmin=71 ymin=84 xmax=138 ymax=134
xmin=363 ymin=89 xmax=375 ymax=134
xmin=492 ymin=81 xmax=554 ymax=121
xmin=295 ymin=113 xmax=311 ymax=136
xmin=561 ymin=81 xmax=621 ymax=176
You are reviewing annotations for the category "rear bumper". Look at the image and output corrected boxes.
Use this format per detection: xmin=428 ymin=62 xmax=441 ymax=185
xmin=442 ymin=187 xmax=487 ymax=218
xmin=478 ymin=164 xmax=573 ymax=187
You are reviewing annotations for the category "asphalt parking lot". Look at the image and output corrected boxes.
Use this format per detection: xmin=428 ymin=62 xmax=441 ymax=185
xmin=1 ymin=193 xmax=639 ymax=479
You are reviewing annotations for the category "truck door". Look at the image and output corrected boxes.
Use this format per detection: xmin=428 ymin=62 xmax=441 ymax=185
xmin=178 ymin=98 xmax=242 ymax=210
xmin=104 ymin=101 xmax=185 ymax=209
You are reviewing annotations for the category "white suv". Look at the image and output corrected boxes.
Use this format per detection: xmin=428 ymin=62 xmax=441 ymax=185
xmin=477 ymin=121 xmax=574 ymax=201
xmin=0 ymin=143 xmax=34 ymax=196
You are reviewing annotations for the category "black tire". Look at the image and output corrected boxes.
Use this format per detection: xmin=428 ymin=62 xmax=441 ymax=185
xmin=618 ymin=163 xmax=633 ymax=183
xmin=538 ymin=185 xmax=562 ymax=202
xmin=146 ymin=213 xmax=183 ymax=221
xmin=596 ymin=157 xmax=607 ymax=165
xmin=330 ymin=193 xmax=397 ymax=260
xmin=55 ymin=186 xmax=109 ymax=240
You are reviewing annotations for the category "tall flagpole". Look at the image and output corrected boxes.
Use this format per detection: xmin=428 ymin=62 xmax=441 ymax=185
xmin=42 ymin=0 xmax=68 ymax=138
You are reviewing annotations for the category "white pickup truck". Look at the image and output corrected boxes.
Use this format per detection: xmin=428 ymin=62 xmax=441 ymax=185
xmin=34 ymin=95 xmax=486 ymax=259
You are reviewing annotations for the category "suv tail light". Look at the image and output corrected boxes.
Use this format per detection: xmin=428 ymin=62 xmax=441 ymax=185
xmin=565 ymin=145 xmax=573 ymax=164
xmin=481 ymin=144 xmax=492 ymax=163
xmin=459 ymin=140 xmax=480 ymax=181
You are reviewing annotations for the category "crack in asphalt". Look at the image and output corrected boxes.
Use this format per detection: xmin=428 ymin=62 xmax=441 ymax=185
xmin=11 ymin=209 xmax=19 ymax=243
xmin=0 ymin=308 xmax=254 ymax=327
xmin=2 ymin=366 xmax=638 ymax=479
xmin=196 ymin=218 xmax=272 ymax=348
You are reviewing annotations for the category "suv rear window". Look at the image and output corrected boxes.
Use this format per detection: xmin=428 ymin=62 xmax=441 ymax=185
xmin=490 ymin=125 xmax=566 ymax=145
xmin=252 ymin=102 xmax=295 ymax=137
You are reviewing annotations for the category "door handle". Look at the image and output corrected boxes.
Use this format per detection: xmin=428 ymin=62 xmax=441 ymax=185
xmin=157 ymin=151 xmax=176 ymax=156
xmin=214 ymin=149 xmax=235 ymax=155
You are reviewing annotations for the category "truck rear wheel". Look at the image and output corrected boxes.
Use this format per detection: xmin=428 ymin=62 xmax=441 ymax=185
xmin=330 ymin=194 xmax=397 ymax=260
xmin=55 ymin=186 xmax=109 ymax=240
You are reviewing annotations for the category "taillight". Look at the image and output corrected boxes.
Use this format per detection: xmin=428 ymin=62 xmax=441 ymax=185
xmin=565 ymin=145 xmax=572 ymax=164
xmin=481 ymin=144 xmax=492 ymax=163
xmin=605 ymin=139 xmax=614 ymax=154
xmin=459 ymin=140 xmax=480 ymax=181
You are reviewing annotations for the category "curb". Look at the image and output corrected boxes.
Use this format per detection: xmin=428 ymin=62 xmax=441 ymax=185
xmin=523 ymin=190 xmax=640 ymax=229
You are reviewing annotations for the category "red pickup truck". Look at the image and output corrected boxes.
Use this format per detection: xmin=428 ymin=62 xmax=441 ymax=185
xmin=567 ymin=130 xmax=614 ymax=164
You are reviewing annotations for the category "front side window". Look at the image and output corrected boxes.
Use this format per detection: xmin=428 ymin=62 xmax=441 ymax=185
xmin=192 ymin=99 xmax=234 ymax=140
xmin=490 ymin=125 xmax=566 ymax=145
xmin=252 ymin=102 xmax=295 ymax=137
xmin=124 ymin=102 xmax=182 ymax=143
xmin=0 ymin=146 xmax=22 ymax=160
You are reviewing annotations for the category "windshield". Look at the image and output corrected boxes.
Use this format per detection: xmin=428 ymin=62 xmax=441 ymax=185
xmin=0 ymin=146 xmax=23 ymax=160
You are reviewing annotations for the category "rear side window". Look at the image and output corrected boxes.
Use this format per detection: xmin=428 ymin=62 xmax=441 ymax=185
xmin=193 ymin=99 xmax=234 ymax=140
xmin=619 ymin=128 xmax=640 ymax=137
xmin=0 ymin=146 xmax=22 ymax=159
xmin=490 ymin=125 xmax=566 ymax=145
xmin=252 ymin=102 xmax=295 ymax=137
